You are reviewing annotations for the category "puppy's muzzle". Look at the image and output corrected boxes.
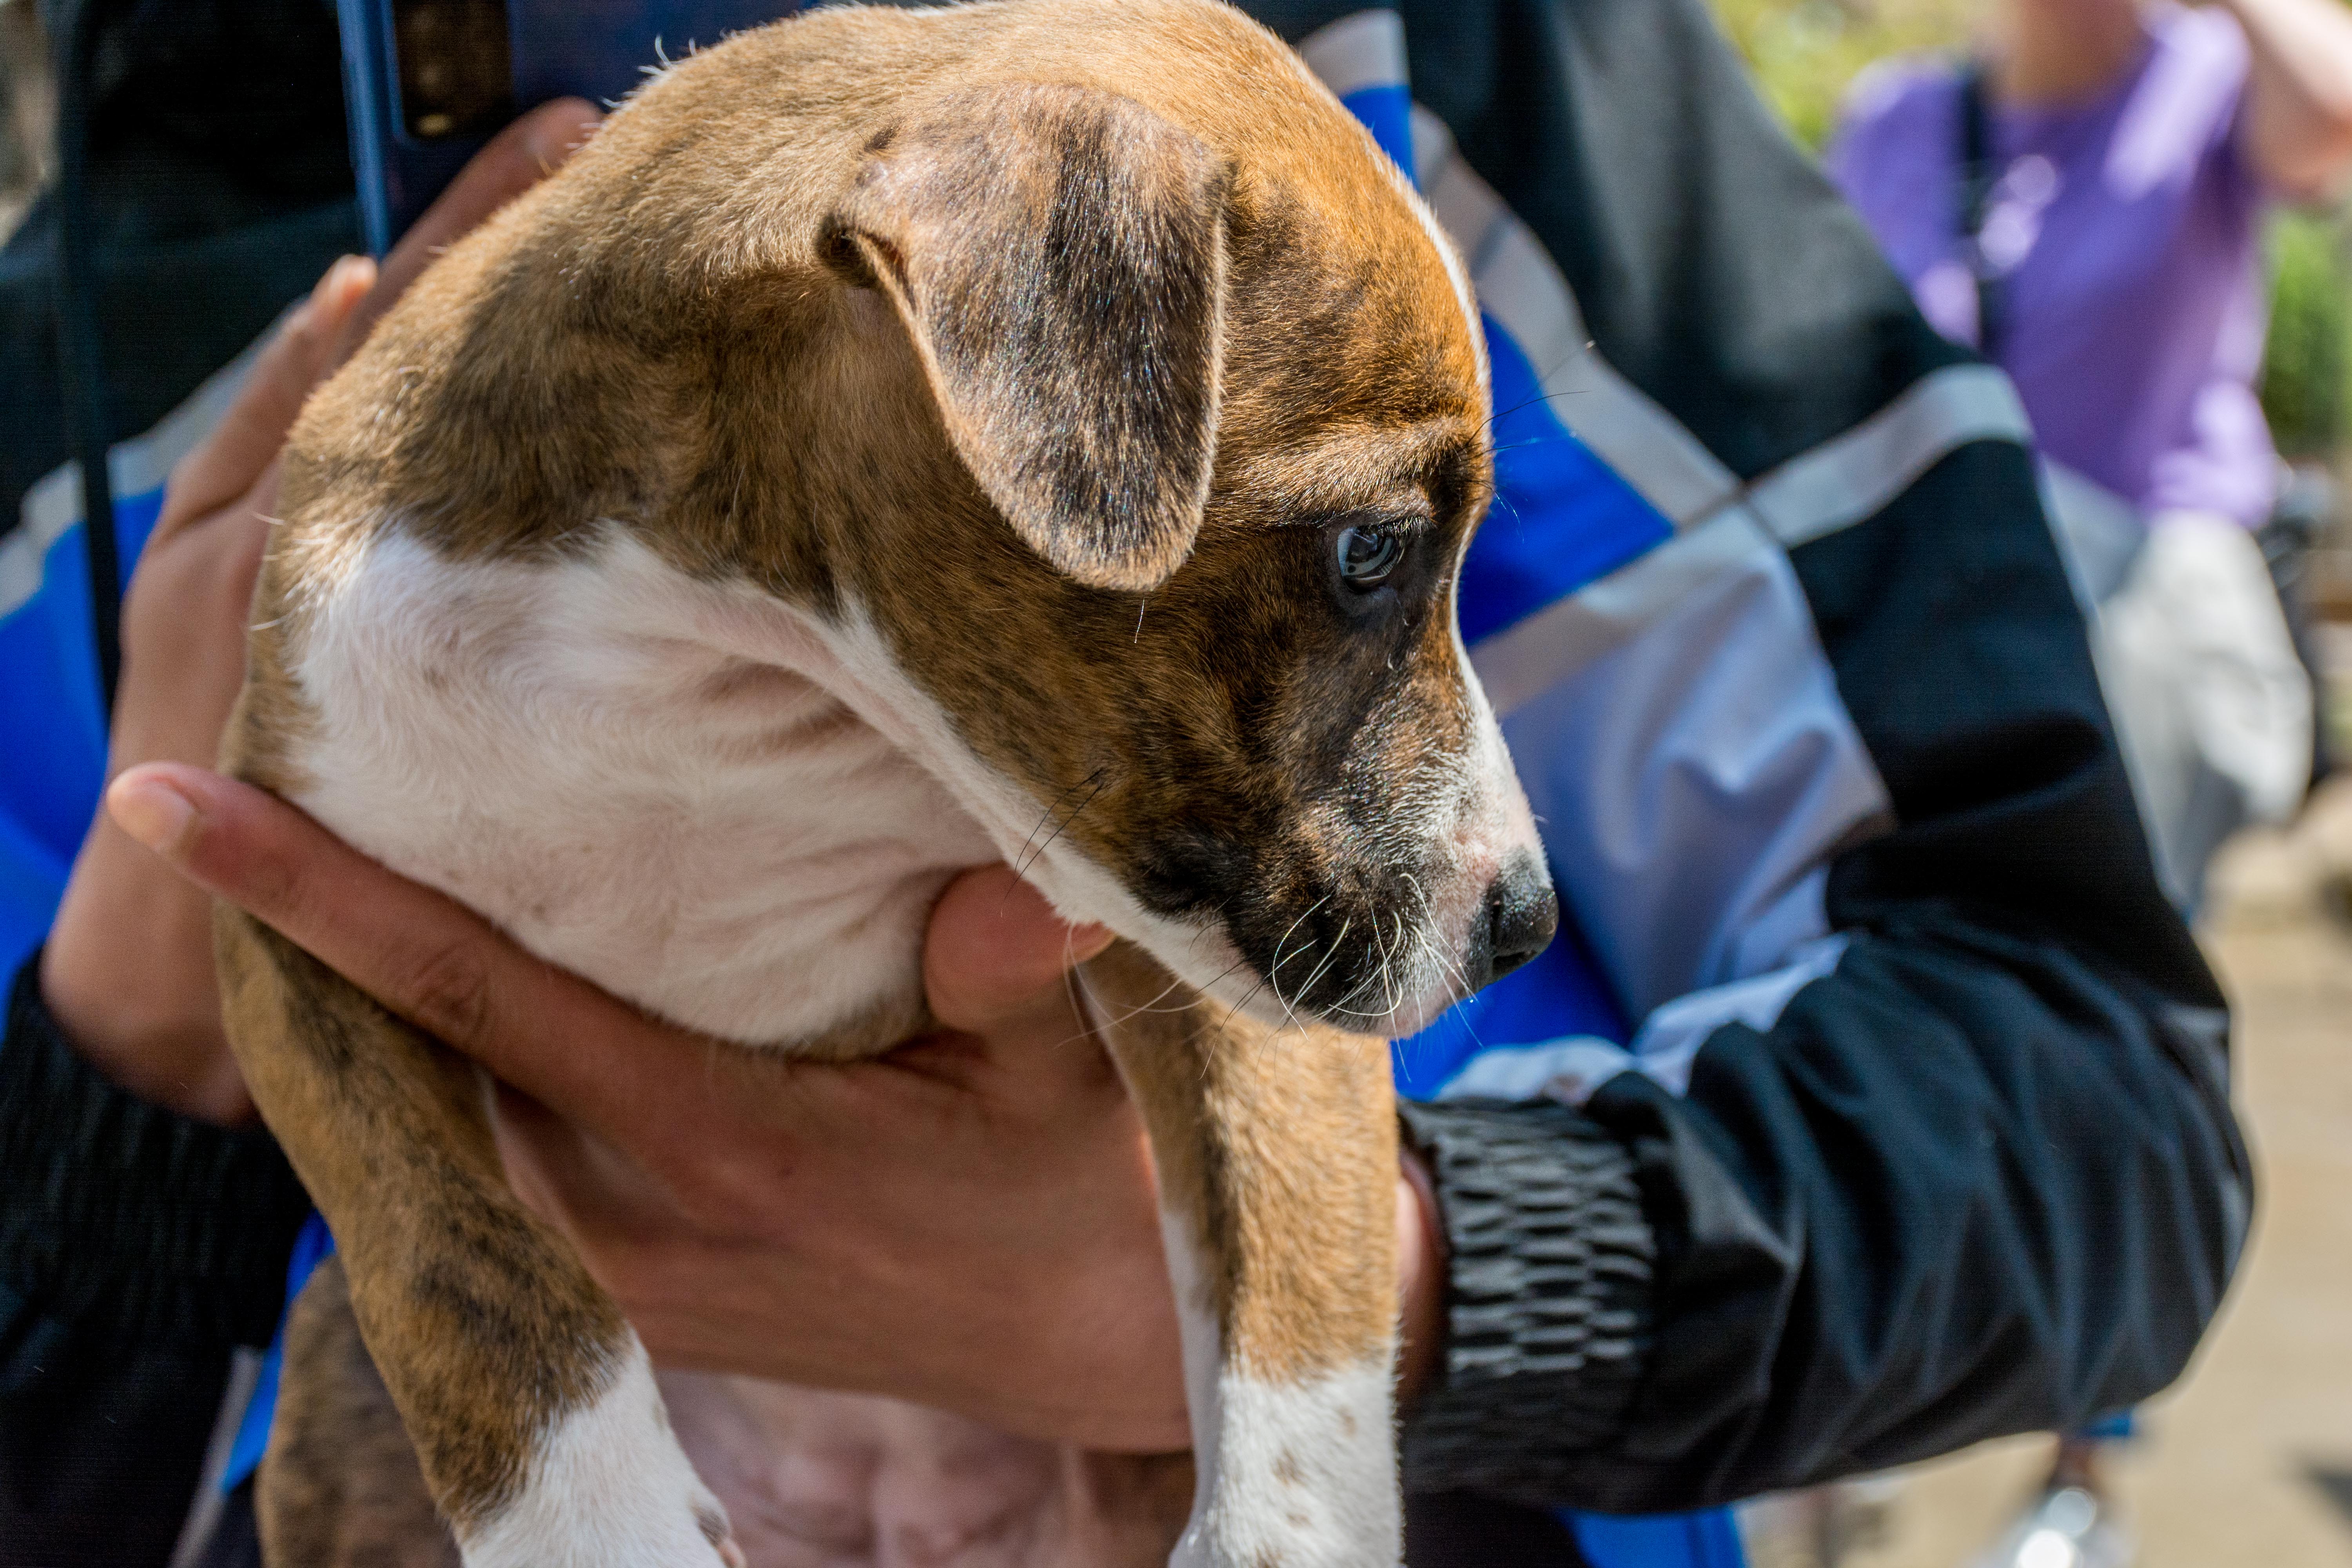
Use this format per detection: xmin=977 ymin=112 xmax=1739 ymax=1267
xmin=1470 ymin=849 xmax=1559 ymax=989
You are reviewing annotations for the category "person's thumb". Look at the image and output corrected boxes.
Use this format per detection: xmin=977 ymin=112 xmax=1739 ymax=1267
xmin=923 ymin=864 xmax=1112 ymax=1034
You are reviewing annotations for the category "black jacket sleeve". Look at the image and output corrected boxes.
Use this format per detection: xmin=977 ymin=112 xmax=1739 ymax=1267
xmin=1397 ymin=650 xmax=2247 ymax=1513
xmin=1396 ymin=454 xmax=2250 ymax=1512
xmin=1242 ymin=0 xmax=2255 ymax=1514
xmin=0 ymin=953 xmax=313 ymax=1566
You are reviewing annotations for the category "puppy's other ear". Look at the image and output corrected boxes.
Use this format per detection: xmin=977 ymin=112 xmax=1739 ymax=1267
xmin=826 ymin=84 xmax=1229 ymax=593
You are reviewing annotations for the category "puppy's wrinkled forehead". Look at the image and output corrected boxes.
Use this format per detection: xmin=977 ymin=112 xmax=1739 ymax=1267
xmin=1006 ymin=5 xmax=1486 ymax=425
xmin=1201 ymin=123 xmax=1489 ymax=520
xmin=1009 ymin=4 xmax=1485 ymax=445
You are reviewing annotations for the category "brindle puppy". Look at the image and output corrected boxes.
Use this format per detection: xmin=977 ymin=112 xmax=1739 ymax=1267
xmin=223 ymin=2 xmax=1553 ymax=1564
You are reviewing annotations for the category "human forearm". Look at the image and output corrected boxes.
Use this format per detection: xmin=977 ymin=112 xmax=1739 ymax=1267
xmin=2218 ymin=0 xmax=2352 ymax=199
xmin=40 ymin=829 xmax=247 ymax=1122
xmin=1394 ymin=1141 xmax=1450 ymax=1410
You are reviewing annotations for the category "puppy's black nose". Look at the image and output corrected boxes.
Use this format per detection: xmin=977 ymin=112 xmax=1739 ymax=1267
xmin=1481 ymin=851 xmax=1558 ymax=986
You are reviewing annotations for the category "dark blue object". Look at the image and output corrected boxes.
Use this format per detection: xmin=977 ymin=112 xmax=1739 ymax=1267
xmin=1570 ymin=1506 xmax=1750 ymax=1568
xmin=338 ymin=0 xmax=800 ymax=254
xmin=51 ymin=0 xmax=121 ymax=717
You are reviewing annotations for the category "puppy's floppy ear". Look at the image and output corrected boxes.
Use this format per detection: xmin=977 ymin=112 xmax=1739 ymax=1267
xmin=825 ymin=83 xmax=1229 ymax=592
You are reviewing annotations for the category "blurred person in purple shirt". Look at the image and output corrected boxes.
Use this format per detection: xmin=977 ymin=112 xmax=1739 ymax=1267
xmin=1829 ymin=4 xmax=2352 ymax=1560
xmin=1831 ymin=0 xmax=2352 ymax=919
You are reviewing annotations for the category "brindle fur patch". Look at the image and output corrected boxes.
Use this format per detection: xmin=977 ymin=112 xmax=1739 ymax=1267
xmin=825 ymin=82 xmax=1230 ymax=592
xmin=261 ymin=1256 xmax=461 ymax=1568
xmin=214 ymin=910 xmax=628 ymax=1529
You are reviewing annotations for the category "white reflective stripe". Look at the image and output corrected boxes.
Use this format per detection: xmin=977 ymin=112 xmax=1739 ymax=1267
xmin=1739 ymin=363 xmax=2033 ymax=548
xmin=1481 ymin=514 xmax=1891 ymax=1016
xmin=1543 ymin=350 xmax=1743 ymax=529
xmin=165 ymin=1346 xmax=263 ymax=1568
xmin=1414 ymin=98 xmax=2024 ymax=548
xmin=1618 ymin=933 xmax=1851 ymax=1098
xmin=1408 ymin=106 xmax=1740 ymax=528
xmin=0 ymin=504 xmax=73 ymax=627
xmin=1364 ymin=80 xmax=2024 ymax=553
xmin=2 ymin=325 xmax=270 ymax=621
xmin=1436 ymin=1036 xmax=1636 ymax=1105
xmin=1430 ymin=935 xmax=1850 ymax=1105
xmin=1463 ymin=218 xmax=1581 ymax=387
xmin=1296 ymin=8 xmax=1406 ymax=98
xmin=1413 ymin=109 xmax=1508 ymax=287
xmin=1472 ymin=506 xmax=1771 ymax=717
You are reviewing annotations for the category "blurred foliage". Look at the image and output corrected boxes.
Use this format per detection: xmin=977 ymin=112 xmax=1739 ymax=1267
xmin=2261 ymin=209 xmax=2352 ymax=458
xmin=1706 ymin=0 xmax=2352 ymax=460
xmin=1707 ymin=0 xmax=1969 ymax=150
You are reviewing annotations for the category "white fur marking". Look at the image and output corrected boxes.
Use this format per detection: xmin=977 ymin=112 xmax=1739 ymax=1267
xmin=1156 ymin=1204 xmax=1228 ymax=1568
xmin=1203 ymin=1366 xmax=1399 ymax=1568
xmin=1152 ymin=1205 xmax=1399 ymax=1568
xmin=290 ymin=526 xmax=995 ymax=1047
xmin=463 ymin=1338 xmax=733 ymax=1568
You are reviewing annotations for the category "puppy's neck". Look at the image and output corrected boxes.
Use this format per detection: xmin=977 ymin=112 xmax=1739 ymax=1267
xmin=282 ymin=523 xmax=999 ymax=1052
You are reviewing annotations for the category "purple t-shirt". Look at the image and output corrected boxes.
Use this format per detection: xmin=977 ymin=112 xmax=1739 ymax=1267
xmin=1829 ymin=4 xmax=2277 ymax=524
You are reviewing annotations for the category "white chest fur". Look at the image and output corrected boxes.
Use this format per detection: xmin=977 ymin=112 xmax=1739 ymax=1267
xmin=284 ymin=524 xmax=999 ymax=1049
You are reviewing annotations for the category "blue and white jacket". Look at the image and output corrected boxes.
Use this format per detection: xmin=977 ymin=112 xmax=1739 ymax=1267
xmin=0 ymin=2 xmax=2251 ymax=1565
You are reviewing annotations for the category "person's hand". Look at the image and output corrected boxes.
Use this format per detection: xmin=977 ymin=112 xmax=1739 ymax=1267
xmin=40 ymin=256 xmax=371 ymax=1122
xmin=2216 ymin=0 xmax=2352 ymax=201
xmin=108 ymin=763 xmax=1188 ymax=1448
xmin=39 ymin=100 xmax=603 ymax=1123
xmin=107 ymin=764 xmax=1452 ymax=1445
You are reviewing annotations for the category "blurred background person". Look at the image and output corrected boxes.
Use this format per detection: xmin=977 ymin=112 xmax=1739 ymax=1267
xmin=1828 ymin=0 xmax=2352 ymax=918
xmin=1826 ymin=2 xmax=2352 ymax=1563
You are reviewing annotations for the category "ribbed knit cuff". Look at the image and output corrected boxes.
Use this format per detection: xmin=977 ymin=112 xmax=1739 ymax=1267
xmin=1398 ymin=1096 xmax=1655 ymax=1504
xmin=0 ymin=951 xmax=312 ymax=1348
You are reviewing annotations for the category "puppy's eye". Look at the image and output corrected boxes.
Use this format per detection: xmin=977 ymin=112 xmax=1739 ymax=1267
xmin=1334 ymin=524 xmax=1405 ymax=590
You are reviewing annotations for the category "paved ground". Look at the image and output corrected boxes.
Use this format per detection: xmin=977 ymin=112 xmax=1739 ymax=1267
xmin=1760 ymin=780 xmax=2352 ymax=1568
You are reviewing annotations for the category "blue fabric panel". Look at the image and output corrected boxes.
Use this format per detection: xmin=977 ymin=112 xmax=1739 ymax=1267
xmin=0 ymin=489 xmax=165 ymax=973
xmin=0 ymin=810 xmax=70 ymax=984
xmin=1459 ymin=318 xmax=1673 ymax=646
xmin=1568 ymin=1506 xmax=1748 ymax=1568
xmin=1339 ymin=83 xmax=1415 ymax=176
xmin=223 ymin=1213 xmax=338 ymax=1491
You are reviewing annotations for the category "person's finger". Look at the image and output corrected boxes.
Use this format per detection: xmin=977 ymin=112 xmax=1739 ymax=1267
xmin=923 ymin=864 xmax=1112 ymax=1035
xmin=1394 ymin=1156 xmax=1447 ymax=1406
xmin=154 ymin=256 xmax=376 ymax=539
xmin=105 ymin=762 xmax=704 ymax=1145
xmin=338 ymin=98 xmax=604 ymax=361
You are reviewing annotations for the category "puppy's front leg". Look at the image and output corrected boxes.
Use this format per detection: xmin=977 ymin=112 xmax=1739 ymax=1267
xmin=216 ymin=913 xmax=737 ymax=1568
xmin=1087 ymin=945 xmax=1403 ymax=1568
